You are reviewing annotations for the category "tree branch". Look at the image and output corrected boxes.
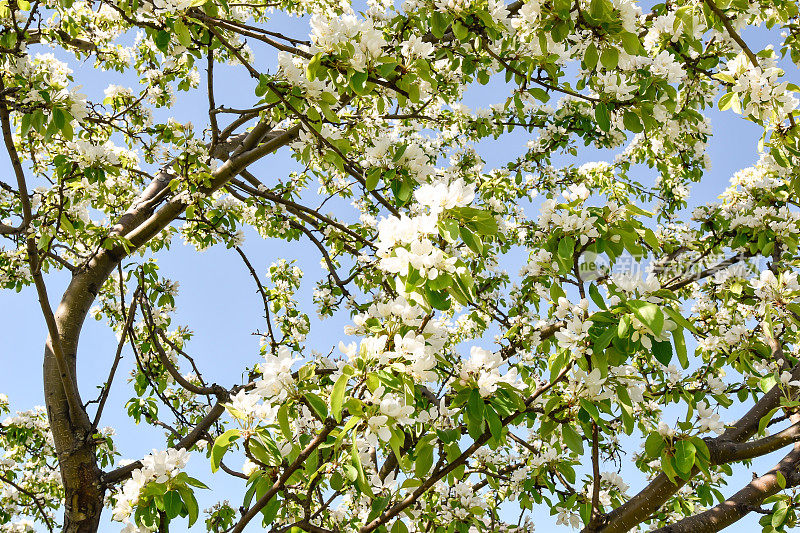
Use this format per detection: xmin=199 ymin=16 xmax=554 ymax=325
xmin=0 ymin=473 xmax=55 ymax=533
xmin=230 ymin=419 xmax=337 ymax=533
xmin=598 ymin=338 xmax=800 ymax=533
xmin=102 ymin=401 xmax=227 ymax=485
xmin=702 ymin=0 xmax=759 ymax=67
xmin=91 ymin=294 xmax=139 ymax=431
xmin=651 ymin=441 xmax=800 ymax=532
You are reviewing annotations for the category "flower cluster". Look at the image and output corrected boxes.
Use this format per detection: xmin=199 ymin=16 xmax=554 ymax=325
xmin=111 ymin=449 xmax=190 ymax=528
xmin=459 ymin=346 xmax=522 ymax=397
xmin=721 ymin=52 xmax=798 ymax=124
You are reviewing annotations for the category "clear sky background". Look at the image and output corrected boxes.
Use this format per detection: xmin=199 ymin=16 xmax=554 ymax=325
xmin=0 ymin=3 xmax=797 ymax=532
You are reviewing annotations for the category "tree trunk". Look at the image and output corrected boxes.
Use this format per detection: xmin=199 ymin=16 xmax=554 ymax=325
xmin=39 ymin=121 xmax=293 ymax=533
xmin=44 ymin=255 xmax=119 ymax=532
xmin=44 ymin=342 xmax=104 ymax=532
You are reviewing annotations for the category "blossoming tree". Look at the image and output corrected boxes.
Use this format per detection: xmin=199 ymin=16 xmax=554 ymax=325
xmin=3 ymin=0 xmax=800 ymax=531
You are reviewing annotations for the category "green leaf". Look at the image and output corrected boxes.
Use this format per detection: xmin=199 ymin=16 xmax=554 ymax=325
xmin=674 ymin=440 xmax=696 ymax=474
xmin=304 ymin=392 xmax=328 ymax=420
xmin=759 ymin=407 xmax=779 ymax=436
xmin=673 ymin=327 xmax=688 ymax=369
xmin=562 ymin=424 xmax=583 ymax=455
xmin=176 ymin=485 xmax=199 ymax=526
xmin=620 ymin=402 xmax=634 ymax=435
xmin=365 ymin=168 xmax=380 ymax=191
xmin=628 ymin=301 xmax=664 ymax=335
xmin=663 ymin=306 xmax=696 ymax=333
xmin=660 ymin=451 xmax=678 ymax=482
xmin=713 ymin=71 xmax=735 ymax=84
xmin=343 ymin=464 xmax=358 ymax=482
xmin=760 ymin=375 xmax=778 ymax=394
xmin=579 ymin=398 xmax=600 ymax=422
xmin=163 ymin=490 xmax=182 ymax=519
xmin=278 ymin=404 xmax=292 ymax=441
xmin=600 ymin=47 xmax=619 ymax=69
xmin=211 ymin=429 xmax=241 ymax=473
xmin=645 ymin=432 xmax=665 ymax=458
xmin=428 ymin=272 xmax=452 ymax=291
xmin=452 ymin=19 xmax=468 ymax=41
xmin=61 ymin=119 xmax=73 ymax=141
xmin=330 ymin=471 xmax=344 ymax=491
xmin=425 ymin=286 xmax=451 ymax=311
xmin=584 ymin=43 xmax=599 ymax=69
xmin=392 ymin=179 xmax=412 ymax=203
xmin=335 ymin=416 xmax=360 ymax=451
xmin=773 ymin=501 xmax=789 ymax=528
xmin=460 ymin=226 xmax=483 ymax=254
xmin=467 ymin=389 xmax=485 ymax=425
xmin=351 ymin=438 xmax=373 ymax=496
xmin=392 ymin=519 xmax=410 ymax=533
xmin=554 ymin=0 xmax=570 ymax=15
xmin=431 ymin=12 xmax=448 ymax=38
xmin=550 ymin=283 xmax=566 ymax=302
xmin=471 ymin=211 xmax=498 ymax=235
xmin=558 ymin=236 xmax=575 ymax=261
xmin=439 ymin=219 xmax=460 ymax=242
xmin=594 ymin=327 xmax=615 ymax=353
xmin=622 ymin=111 xmax=643 ymax=133
xmin=589 ymin=284 xmax=606 ymax=309
xmin=620 ymin=32 xmax=641 ymax=55
xmin=718 ymin=92 xmax=734 ymax=111
xmin=485 ymin=404 xmax=502 ymax=441
xmin=350 ymin=70 xmax=369 ymax=95
xmin=154 ymin=30 xmax=170 ymax=52
xmin=652 ymin=340 xmax=672 ymax=365
xmin=20 ymin=113 xmax=31 ymax=136
xmin=174 ymin=20 xmax=191 ymax=47
xmin=690 ymin=437 xmax=710 ymax=462
xmin=331 ymin=373 xmax=348 ymax=423
xmin=596 ymin=103 xmax=611 ymax=132
xmin=415 ymin=440 xmax=434 ymax=477
xmin=589 ymin=0 xmax=609 ymax=19
xmin=52 ymin=107 xmax=66 ymax=130
xmin=262 ymin=495 xmax=281 ymax=523
xmin=618 ymin=314 xmax=631 ymax=337
xmin=185 ymin=476 xmax=209 ymax=490
xmin=306 ymin=52 xmax=323 ymax=81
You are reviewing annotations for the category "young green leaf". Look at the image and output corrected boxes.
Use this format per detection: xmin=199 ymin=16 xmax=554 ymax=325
xmin=330 ymin=373 xmax=348 ymax=423
xmin=562 ymin=424 xmax=584 ymax=455
xmin=211 ymin=429 xmax=241 ymax=473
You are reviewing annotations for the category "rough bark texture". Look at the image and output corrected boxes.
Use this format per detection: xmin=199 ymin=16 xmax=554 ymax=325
xmin=651 ymin=443 xmax=800 ymax=533
xmin=45 ymin=254 xmax=119 ymax=531
xmin=595 ymin=357 xmax=800 ymax=533
xmin=42 ymin=123 xmax=300 ymax=532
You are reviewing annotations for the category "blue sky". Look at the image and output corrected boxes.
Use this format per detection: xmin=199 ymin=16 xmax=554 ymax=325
xmin=0 ymin=6 xmax=797 ymax=532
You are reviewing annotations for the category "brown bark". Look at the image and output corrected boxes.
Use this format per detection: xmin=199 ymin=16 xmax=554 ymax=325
xmin=45 ymin=255 xmax=119 ymax=532
xmin=651 ymin=442 xmax=800 ymax=533
xmin=595 ymin=338 xmax=798 ymax=533
xmin=41 ymin=123 xmax=300 ymax=532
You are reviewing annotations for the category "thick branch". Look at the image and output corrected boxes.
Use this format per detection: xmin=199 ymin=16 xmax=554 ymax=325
xmin=598 ymin=341 xmax=800 ymax=533
xmin=652 ymin=443 xmax=800 ymax=533
xmin=102 ymin=401 xmax=227 ymax=485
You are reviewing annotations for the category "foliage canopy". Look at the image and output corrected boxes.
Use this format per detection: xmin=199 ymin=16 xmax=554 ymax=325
xmin=2 ymin=0 xmax=800 ymax=531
